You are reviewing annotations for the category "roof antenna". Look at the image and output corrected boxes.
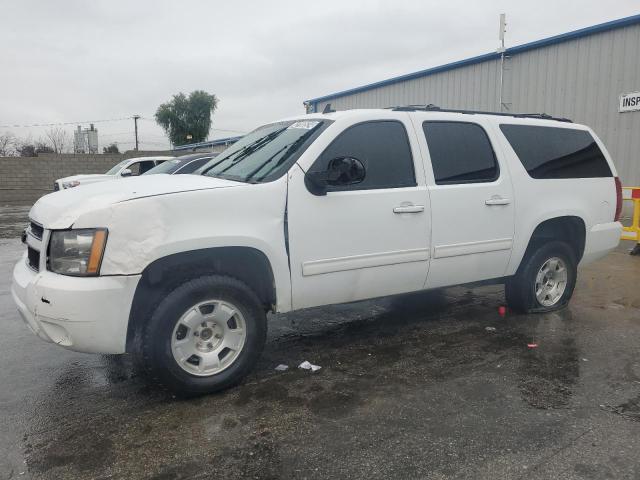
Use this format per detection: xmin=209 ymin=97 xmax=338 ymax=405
xmin=322 ymin=103 xmax=335 ymax=114
xmin=497 ymin=13 xmax=510 ymax=112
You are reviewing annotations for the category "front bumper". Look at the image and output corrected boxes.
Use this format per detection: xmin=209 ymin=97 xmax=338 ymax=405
xmin=11 ymin=254 xmax=141 ymax=354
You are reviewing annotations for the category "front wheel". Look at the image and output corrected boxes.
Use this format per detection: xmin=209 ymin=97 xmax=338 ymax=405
xmin=505 ymin=241 xmax=577 ymax=313
xmin=142 ymin=275 xmax=267 ymax=395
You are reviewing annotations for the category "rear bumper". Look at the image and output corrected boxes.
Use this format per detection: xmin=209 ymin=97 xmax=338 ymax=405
xmin=11 ymin=255 xmax=140 ymax=354
xmin=581 ymin=221 xmax=622 ymax=265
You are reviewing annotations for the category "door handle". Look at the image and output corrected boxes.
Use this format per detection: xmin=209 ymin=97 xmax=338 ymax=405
xmin=485 ymin=196 xmax=511 ymax=206
xmin=393 ymin=204 xmax=424 ymax=214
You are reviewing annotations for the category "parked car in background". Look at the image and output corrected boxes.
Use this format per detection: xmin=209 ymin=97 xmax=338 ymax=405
xmin=13 ymin=108 xmax=622 ymax=395
xmin=53 ymin=156 xmax=174 ymax=190
xmin=142 ymin=153 xmax=218 ymax=176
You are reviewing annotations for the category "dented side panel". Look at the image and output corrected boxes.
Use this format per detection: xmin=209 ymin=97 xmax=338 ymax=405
xmin=72 ymin=176 xmax=292 ymax=312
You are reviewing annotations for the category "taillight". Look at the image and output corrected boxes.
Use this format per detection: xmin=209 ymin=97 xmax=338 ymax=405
xmin=614 ymin=176 xmax=622 ymax=222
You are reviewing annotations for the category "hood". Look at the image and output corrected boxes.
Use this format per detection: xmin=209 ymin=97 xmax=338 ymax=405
xmin=58 ymin=174 xmax=115 ymax=184
xmin=31 ymin=174 xmax=243 ymax=228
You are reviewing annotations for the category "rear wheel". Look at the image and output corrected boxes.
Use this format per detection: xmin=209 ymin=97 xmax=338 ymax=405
xmin=142 ymin=275 xmax=267 ymax=395
xmin=505 ymin=241 xmax=577 ymax=313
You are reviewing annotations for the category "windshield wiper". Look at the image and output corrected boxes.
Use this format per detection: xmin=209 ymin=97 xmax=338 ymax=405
xmin=201 ymin=127 xmax=287 ymax=176
xmin=215 ymin=127 xmax=289 ymax=175
xmin=245 ymin=124 xmax=322 ymax=182
xmin=243 ymin=145 xmax=290 ymax=181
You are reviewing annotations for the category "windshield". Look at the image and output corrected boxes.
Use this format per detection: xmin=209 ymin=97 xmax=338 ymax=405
xmin=200 ymin=119 xmax=329 ymax=183
xmin=143 ymin=159 xmax=182 ymax=175
xmin=105 ymin=159 xmax=130 ymax=175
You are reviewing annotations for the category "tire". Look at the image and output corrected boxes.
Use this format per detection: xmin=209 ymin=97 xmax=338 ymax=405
xmin=142 ymin=275 xmax=267 ymax=395
xmin=505 ymin=240 xmax=577 ymax=313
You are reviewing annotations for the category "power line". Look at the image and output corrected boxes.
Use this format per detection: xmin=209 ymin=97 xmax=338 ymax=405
xmin=2 ymin=116 xmax=247 ymax=134
xmin=0 ymin=116 xmax=136 ymax=128
xmin=99 ymin=131 xmax=136 ymax=137
xmin=137 ymin=117 xmax=246 ymax=134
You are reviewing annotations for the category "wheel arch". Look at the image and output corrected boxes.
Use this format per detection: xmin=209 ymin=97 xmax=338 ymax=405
xmin=126 ymin=246 xmax=276 ymax=353
xmin=515 ymin=215 xmax=586 ymax=274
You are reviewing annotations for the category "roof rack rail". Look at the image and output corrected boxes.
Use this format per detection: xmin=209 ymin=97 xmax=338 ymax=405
xmin=390 ymin=104 xmax=572 ymax=123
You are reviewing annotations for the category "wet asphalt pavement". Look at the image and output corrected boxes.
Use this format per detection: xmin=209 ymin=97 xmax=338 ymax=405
xmin=1 ymin=206 xmax=640 ymax=479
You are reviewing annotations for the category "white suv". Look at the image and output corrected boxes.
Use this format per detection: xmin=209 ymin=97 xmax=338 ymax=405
xmin=12 ymin=108 xmax=622 ymax=394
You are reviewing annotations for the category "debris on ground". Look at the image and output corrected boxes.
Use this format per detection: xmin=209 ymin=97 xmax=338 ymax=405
xmin=600 ymin=397 xmax=640 ymax=421
xmin=527 ymin=343 xmax=539 ymax=349
xmin=274 ymin=364 xmax=289 ymax=371
xmin=485 ymin=326 xmax=496 ymax=332
xmin=298 ymin=360 xmax=322 ymax=372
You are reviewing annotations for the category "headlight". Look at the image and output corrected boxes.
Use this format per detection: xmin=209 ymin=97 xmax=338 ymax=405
xmin=48 ymin=229 xmax=108 ymax=276
xmin=62 ymin=180 xmax=81 ymax=188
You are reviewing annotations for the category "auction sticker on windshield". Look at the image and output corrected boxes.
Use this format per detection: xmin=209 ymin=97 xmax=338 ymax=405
xmin=288 ymin=121 xmax=320 ymax=130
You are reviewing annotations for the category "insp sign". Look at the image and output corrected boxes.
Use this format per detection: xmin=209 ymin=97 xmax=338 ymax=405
xmin=619 ymin=91 xmax=640 ymax=112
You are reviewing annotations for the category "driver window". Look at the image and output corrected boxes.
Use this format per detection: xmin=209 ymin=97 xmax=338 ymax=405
xmin=311 ymin=121 xmax=416 ymax=191
xmin=126 ymin=161 xmax=155 ymax=176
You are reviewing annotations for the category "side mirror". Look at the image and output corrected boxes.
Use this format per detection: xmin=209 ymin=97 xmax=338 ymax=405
xmin=305 ymin=156 xmax=366 ymax=196
xmin=121 ymin=168 xmax=132 ymax=177
xmin=326 ymin=156 xmax=366 ymax=186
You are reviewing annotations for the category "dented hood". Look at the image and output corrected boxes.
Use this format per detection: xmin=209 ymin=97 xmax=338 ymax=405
xmin=31 ymin=174 xmax=243 ymax=229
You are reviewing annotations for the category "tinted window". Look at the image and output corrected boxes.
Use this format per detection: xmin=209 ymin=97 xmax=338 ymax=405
xmin=499 ymin=124 xmax=612 ymax=179
xmin=177 ymin=157 xmax=212 ymax=174
xmin=312 ymin=121 xmax=416 ymax=190
xmin=127 ymin=161 xmax=157 ymax=176
xmin=422 ymin=122 xmax=499 ymax=185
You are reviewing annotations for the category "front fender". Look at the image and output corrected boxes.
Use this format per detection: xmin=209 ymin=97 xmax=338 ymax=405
xmin=73 ymin=178 xmax=293 ymax=312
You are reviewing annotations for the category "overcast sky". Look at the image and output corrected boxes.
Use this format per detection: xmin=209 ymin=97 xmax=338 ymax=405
xmin=1 ymin=0 xmax=638 ymax=151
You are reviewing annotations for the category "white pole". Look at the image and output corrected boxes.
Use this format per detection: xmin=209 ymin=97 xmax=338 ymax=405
xmin=498 ymin=13 xmax=507 ymax=112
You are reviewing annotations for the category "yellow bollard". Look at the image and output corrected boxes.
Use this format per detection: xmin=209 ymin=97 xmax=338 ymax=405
xmin=620 ymin=187 xmax=640 ymax=255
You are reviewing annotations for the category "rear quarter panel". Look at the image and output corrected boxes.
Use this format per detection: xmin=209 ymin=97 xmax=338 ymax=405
xmin=487 ymin=119 xmax=618 ymax=274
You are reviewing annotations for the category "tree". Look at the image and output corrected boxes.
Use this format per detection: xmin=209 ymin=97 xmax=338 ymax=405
xmin=35 ymin=140 xmax=54 ymax=154
xmin=103 ymin=143 xmax=119 ymax=154
xmin=17 ymin=143 xmax=36 ymax=157
xmin=45 ymin=127 xmax=69 ymax=153
xmin=15 ymin=134 xmax=63 ymax=156
xmin=0 ymin=132 xmax=16 ymax=156
xmin=155 ymin=90 xmax=218 ymax=146
xmin=16 ymin=135 xmax=36 ymax=157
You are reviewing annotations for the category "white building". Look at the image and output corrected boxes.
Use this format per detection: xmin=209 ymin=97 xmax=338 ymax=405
xmin=74 ymin=124 xmax=99 ymax=154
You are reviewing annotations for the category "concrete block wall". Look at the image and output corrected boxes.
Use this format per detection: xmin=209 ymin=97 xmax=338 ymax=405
xmin=0 ymin=151 xmax=172 ymax=205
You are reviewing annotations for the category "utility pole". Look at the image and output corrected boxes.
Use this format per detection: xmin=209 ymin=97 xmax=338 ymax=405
xmin=133 ymin=115 xmax=140 ymax=151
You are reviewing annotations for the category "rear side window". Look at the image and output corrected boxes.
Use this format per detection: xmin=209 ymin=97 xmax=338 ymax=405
xmin=422 ymin=122 xmax=499 ymax=185
xmin=313 ymin=120 xmax=416 ymax=190
xmin=499 ymin=124 xmax=612 ymax=179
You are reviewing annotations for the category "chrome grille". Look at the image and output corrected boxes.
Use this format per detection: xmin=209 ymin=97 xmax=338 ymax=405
xmin=29 ymin=221 xmax=43 ymax=240
xmin=27 ymin=246 xmax=40 ymax=271
xmin=26 ymin=218 xmax=44 ymax=272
